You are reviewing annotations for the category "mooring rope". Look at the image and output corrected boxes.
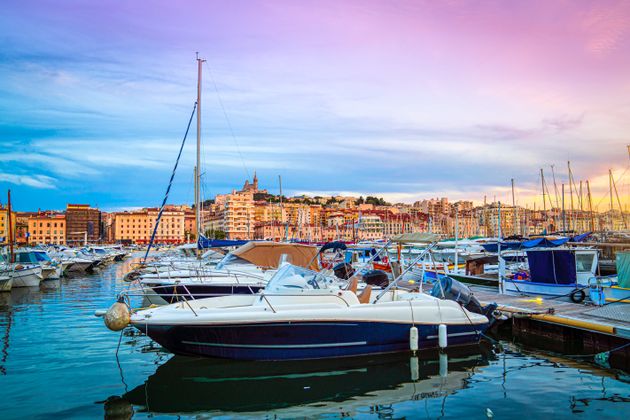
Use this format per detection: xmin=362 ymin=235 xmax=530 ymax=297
xmin=143 ymin=102 xmax=197 ymax=263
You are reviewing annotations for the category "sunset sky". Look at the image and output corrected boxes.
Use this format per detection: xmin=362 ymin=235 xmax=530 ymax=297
xmin=1 ymin=0 xmax=629 ymax=211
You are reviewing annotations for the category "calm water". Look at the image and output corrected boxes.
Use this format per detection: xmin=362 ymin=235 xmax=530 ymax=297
xmin=1 ymin=254 xmax=629 ymax=419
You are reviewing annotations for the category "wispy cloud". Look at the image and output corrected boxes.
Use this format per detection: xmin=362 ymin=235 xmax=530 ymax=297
xmin=0 ymin=173 xmax=56 ymax=189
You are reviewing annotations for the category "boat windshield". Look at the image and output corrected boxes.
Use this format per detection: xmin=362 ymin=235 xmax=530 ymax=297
xmin=215 ymin=253 xmax=253 ymax=270
xmin=34 ymin=252 xmax=52 ymax=262
xmin=265 ymin=264 xmax=333 ymax=291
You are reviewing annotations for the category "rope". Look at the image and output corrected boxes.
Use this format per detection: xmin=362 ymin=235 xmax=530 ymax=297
xmin=143 ymin=102 xmax=197 ymax=263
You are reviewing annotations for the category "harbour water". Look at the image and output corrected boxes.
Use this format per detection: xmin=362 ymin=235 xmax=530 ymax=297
xmin=0 ymin=255 xmax=629 ymax=419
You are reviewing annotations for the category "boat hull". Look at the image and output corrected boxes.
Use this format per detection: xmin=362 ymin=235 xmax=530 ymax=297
xmin=10 ymin=267 xmax=43 ymax=288
xmin=0 ymin=277 xmax=12 ymax=292
xmin=504 ymin=279 xmax=578 ymax=297
xmin=145 ymin=283 xmax=266 ymax=305
xmin=136 ymin=320 xmax=486 ymax=361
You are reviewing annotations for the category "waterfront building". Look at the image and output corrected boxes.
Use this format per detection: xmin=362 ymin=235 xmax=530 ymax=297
xmin=114 ymin=207 xmax=185 ymax=244
xmin=65 ymin=204 xmax=101 ymax=245
xmin=27 ymin=212 xmax=66 ymax=245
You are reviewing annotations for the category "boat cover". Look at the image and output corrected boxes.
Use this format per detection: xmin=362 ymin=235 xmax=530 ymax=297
xmin=616 ymin=251 xmax=630 ymax=288
xmin=526 ymin=249 xmax=577 ymax=284
xmin=319 ymin=241 xmax=347 ymax=253
xmin=232 ymin=241 xmax=319 ymax=270
xmin=197 ymin=235 xmax=249 ymax=249
xmin=482 ymin=237 xmax=570 ymax=253
xmin=391 ymin=232 xmax=439 ymax=244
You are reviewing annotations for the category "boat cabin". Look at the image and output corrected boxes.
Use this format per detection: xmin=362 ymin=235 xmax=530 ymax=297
xmin=525 ymin=248 xmax=598 ymax=286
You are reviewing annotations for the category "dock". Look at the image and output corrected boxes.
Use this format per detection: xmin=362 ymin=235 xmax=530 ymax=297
xmin=425 ymin=284 xmax=630 ymax=370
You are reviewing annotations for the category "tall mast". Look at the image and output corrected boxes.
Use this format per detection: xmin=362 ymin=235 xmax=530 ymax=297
xmin=567 ymin=161 xmax=576 ymax=232
xmin=562 ymin=183 xmax=566 ymax=232
xmin=7 ymin=190 xmax=14 ymax=264
xmin=609 ymin=169 xmax=614 ymax=231
xmin=611 ymin=169 xmax=628 ymax=229
xmin=540 ymin=169 xmax=546 ymax=213
xmin=550 ymin=164 xmax=560 ymax=209
xmin=195 ymin=54 xmax=204 ymax=253
xmin=586 ymin=180 xmax=595 ymax=232
xmin=511 ymin=178 xmax=516 ymax=236
xmin=578 ymin=180 xmax=586 ymax=232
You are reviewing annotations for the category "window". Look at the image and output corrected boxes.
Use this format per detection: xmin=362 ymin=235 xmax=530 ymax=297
xmin=576 ymin=253 xmax=595 ymax=272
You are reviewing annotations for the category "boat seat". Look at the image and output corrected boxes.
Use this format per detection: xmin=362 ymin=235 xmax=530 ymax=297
xmin=357 ymin=285 xmax=372 ymax=304
xmin=347 ymin=276 xmax=358 ymax=293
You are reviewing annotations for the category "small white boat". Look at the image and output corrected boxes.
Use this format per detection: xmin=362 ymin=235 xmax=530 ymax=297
xmin=7 ymin=265 xmax=43 ymax=288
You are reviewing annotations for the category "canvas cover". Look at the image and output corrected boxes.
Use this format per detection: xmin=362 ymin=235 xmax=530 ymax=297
xmin=526 ymin=249 xmax=577 ymax=284
xmin=391 ymin=232 xmax=440 ymax=244
xmin=232 ymin=242 xmax=319 ymax=270
xmin=616 ymin=251 xmax=630 ymax=288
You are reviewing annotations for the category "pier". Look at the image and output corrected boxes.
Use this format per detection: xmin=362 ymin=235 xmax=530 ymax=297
xmin=470 ymin=286 xmax=630 ymax=370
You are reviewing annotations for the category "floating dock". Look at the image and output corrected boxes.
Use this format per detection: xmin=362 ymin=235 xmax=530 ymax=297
xmin=425 ymin=284 xmax=630 ymax=370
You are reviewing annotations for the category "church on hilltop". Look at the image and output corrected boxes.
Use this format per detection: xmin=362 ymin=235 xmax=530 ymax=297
xmin=240 ymin=171 xmax=267 ymax=194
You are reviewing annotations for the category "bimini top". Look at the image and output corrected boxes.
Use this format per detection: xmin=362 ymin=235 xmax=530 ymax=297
xmin=391 ymin=232 xmax=440 ymax=244
xmin=232 ymin=242 xmax=319 ymax=270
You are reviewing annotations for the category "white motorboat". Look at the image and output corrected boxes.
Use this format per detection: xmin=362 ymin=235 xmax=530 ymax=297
xmin=138 ymin=242 xmax=319 ymax=305
xmin=130 ymin=264 xmax=490 ymax=360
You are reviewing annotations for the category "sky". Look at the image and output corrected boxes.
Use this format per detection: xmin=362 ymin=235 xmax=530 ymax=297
xmin=1 ymin=0 xmax=629 ymax=212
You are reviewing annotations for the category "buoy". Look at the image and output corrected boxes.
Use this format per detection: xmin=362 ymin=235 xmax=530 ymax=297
xmin=439 ymin=352 xmax=448 ymax=377
xmin=438 ymin=324 xmax=447 ymax=349
xmin=409 ymin=326 xmax=419 ymax=352
xmin=410 ymin=356 xmax=419 ymax=381
xmin=104 ymin=296 xmax=130 ymax=331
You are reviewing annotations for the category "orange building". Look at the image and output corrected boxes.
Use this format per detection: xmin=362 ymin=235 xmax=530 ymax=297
xmin=27 ymin=213 xmax=66 ymax=245
xmin=114 ymin=207 xmax=185 ymax=244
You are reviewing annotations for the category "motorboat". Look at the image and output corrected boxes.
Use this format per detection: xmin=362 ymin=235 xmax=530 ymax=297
xmin=503 ymin=248 xmax=598 ymax=300
xmin=50 ymin=248 xmax=98 ymax=274
xmin=0 ymin=254 xmax=43 ymax=288
xmin=130 ymin=263 xmax=490 ymax=360
xmin=13 ymin=248 xmax=62 ymax=280
xmin=137 ymin=242 xmax=319 ymax=305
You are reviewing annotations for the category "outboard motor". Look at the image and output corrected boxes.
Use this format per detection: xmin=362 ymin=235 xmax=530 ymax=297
xmin=333 ymin=263 xmax=355 ymax=280
xmin=362 ymin=270 xmax=389 ymax=288
xmin=431 ymin=277 xmax=497 ymax=319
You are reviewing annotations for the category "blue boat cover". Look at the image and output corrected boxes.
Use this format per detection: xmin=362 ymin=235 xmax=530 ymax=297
xmin=482 ymin=237 xmax=570 ymax=252
xmin=197 ymin=235 xmax=248 ymax=249
xmin=569 ymin=232 xmax=592 ymax=242
xmin=526 ymin=250 xmax=577 ymax=284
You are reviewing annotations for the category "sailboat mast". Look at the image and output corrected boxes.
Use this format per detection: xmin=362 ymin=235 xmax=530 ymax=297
xmin=540 ymin=169 xmax=546 ymax=213
xmin=7 ymin=190 xmax=14 ymax=264
xmin=195 ymin=54 xmax=203 ymax=250
xmin=609 ymin=169 xmax=614 ymax=231
xmin=511 ymin=178 xmax=516 ymax=236
xmin=586 ymin=180 xmax=595 ymax=232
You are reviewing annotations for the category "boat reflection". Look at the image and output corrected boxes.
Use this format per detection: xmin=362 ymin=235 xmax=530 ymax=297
xmin=116 ymin=346 xmax=490 ymax=417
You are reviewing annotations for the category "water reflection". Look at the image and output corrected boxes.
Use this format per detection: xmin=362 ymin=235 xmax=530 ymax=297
xmin=115 ymin=347 xmax=491 ymax=417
